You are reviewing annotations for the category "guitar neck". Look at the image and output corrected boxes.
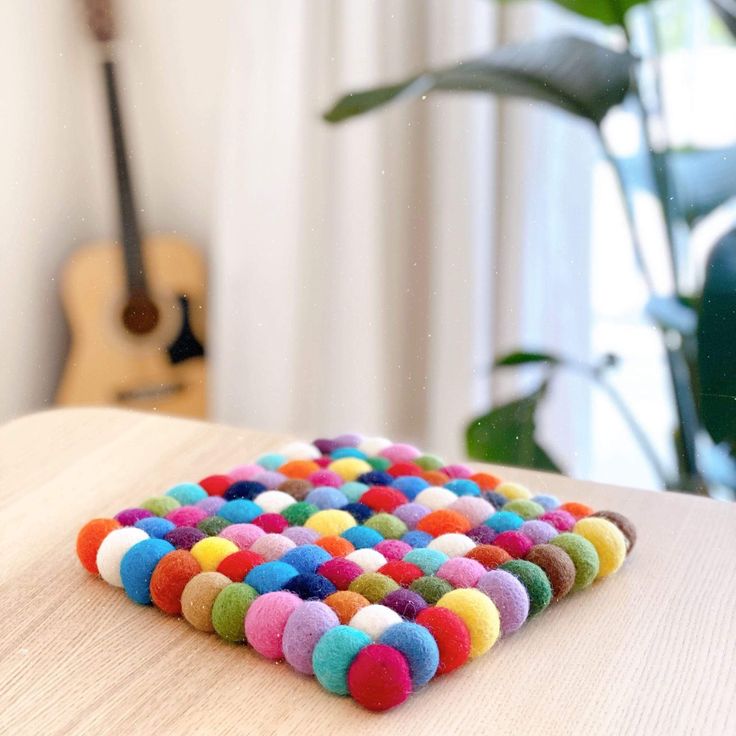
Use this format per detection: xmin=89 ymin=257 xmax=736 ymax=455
xmin=102 ymin=58 xmax=148 ymax=297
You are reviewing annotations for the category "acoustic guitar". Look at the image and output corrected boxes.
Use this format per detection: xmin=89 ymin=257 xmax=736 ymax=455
xmin=56 ymin=0 xmax=207 ymax=417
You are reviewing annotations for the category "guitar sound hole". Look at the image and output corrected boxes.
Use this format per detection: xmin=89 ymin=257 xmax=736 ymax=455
xmin=122 ymin=293 xmax=160 ymax=335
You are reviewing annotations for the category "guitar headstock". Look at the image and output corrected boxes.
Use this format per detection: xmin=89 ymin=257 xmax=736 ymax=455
xmin=82 ymin=0 xmax=116 ymax=43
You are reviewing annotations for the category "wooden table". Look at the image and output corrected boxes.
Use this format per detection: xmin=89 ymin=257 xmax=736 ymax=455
xmin=1 ymin=408 xmax=734 ymax=735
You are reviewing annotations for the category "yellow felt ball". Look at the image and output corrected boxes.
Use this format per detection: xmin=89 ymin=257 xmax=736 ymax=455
xmin=304 ymin=509 xmax=357 ymax=537
xmin=436 ymin=588 xmax=500 ymax=658
xmin=573 ymin=517 xmax=626 ymax=579
xmin=495 ymin=481 xmax=532 ymax=501
xmin=327 ymin=457 xmax=373 ymax=482
xmin=190 ymin=537 xmax=239 ymax=572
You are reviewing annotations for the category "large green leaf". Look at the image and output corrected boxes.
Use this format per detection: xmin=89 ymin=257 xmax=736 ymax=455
xmin=541 ymin=0 xmax=651 ymax=26
xmin=495 ymin=350 xmax=561 ymax=367
xmin=698 ymin=229 xmax=736 ymax=447
xmin=324 ymin=36 xmax=635 ymax=126
xmin=466 ymin=387 xmax=563 ymax=472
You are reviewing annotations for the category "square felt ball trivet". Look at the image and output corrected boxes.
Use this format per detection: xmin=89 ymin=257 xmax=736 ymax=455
xmin=76 ymin=434 xmax=636 ymax=711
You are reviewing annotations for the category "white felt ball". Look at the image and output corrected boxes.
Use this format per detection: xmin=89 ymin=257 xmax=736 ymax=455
xmin=358 ymin=437 xmax=393 ymax=456
xmin=253 ymin=490 xmax=296 ymax=514
xmin=428 ymin=533 xmax=476 ymax=558
xmin=349 ymin=604 xmax=402 ymax=640
xmin=96 ymin=527 xmax=149 ymax=587
xmin=415 ymin=486 xmax=458 ymax=511
xmin=345 ymin=548 xmax=388 ymax=573
xmin=279 ymin=442 xmax=321 ymax=461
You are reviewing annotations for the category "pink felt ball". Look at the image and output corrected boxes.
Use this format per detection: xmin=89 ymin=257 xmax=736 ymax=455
xmin=392 ymin=503 xmax=431 ymax=530
xmin=250 ymin=533 xmax=296 ymax=561
xmin=282 ymin=601 xmax=340 ymax=674
xmin=308 ymin=470 xmax=343 ymax=488
xmin=229 ymin=464 xmax=262 ymax=481
xmin=379 ymin=444 xmax=422 ymax=463
xmin=539 ymin=510 xmax=576 ymax=532
xmin=519 ymin=519 xmax=558 ymax=545
xmin=440 ymin=464 xmax=473 ymax=479
xmin=218 ymin=523 xmax=265 ymax=549
xmin=436 ymin=557 xmax=486 ymax=588
xmin=244 ymin=591 xmax=303 ymax=660
xmin=374 ymin=540 xmax=412 ymax=561
xmin=318 ymin=558 xmax=364 ymax=590
xmin=166 ymin=506 xmax=208 ymax=528
xmin=448 ymin=497 xmax=495 ymax=527
xmin=348 ymin=643 xmax=412 ymax=711
xmin=492 ymin=530 xmax=534 ymax=558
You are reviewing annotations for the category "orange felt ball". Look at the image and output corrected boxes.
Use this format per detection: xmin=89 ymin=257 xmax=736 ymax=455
xmin=324 ymin=590 xmax=371 ymax=624
xmin=465 ymin=544 xmax=512 ymax=570
xmin=421 ymin=471 xmax=450 ymax=486
xmin=416 ymin=509 xmax=472 ymax=537
xmin=76 ymin=518 xmax=121 ymax=574
xmin=150 ymin=550 xmax=202 ymax=615
xmin=470 ymin=472 xmax=502 ymax=491
xmin=558 ymin=502 xmax=594 ymax=519
xmin=278 ymin=460 xmax=321 ymax=479
xmin=316 ymin=536 xmax=355 ymax=557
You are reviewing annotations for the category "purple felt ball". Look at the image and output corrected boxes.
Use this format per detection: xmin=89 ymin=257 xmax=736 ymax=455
xmin=164 ymin=526 xmax=207 ymax=550
xmin=253 ymin=471 xmax=287 ymax=489
xmin=115 ymin=508 xmax=153 ymax=526
xmin=333 ymin=433 xmax=362 ymax=448
xmin=392 ymin=503 xmax=431 ymax=530
xmin=196 ymin=496 xmax=226 ymax=515
xmin=314 ymin=438 xmax=340 ymax=455
xmin=381 ymin=589 xmax=428 ymax=620
xmin=282 ymin=601 xmax=340 ymax=674
xmin=476 ymin=569 xmax=530 ymax=635
xmin=519 ymin=520 xmax=558 ymax=545
xmin=467 ymin=526 xmax=497 ymax=544
xmin=282 ymin=526 xmax=320 ymax=546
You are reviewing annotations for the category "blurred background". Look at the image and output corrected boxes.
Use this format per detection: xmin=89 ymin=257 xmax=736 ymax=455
xmin=1 ymin=0 xmax=735 ymax=497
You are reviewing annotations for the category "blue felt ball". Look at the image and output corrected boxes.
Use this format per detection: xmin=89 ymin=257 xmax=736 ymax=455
xmin=403 ymin=548 xmax=449 ymax=575
xmin=342 ymin=502 xmax=373 ymax=523
xmin=331 ymin=447 xmax=368 ymax=460
xmin=224 ymin=481 xmax=267 ymax=501
xmin=531 ymin=494 xmax=560 ymax=511
xmin=120 ymin=538 xmax=174 ymax=604
xmin=165 ymin=482 xmax=207 ymax=505
xmin=341 ymin=525 xmax=384 ymax=549
xmin=340 ymin=482 xmax=369 ymax=503
xmin=306 ymin=486 xmax=349 ymax=510
xmin=283 ymin=573 xmax=337 ymax=600
xmin=402 ymin=530 xmax=433 ymax=548
xmin=280 ymin=545 xmax=332 ymax=574
xmin=445 ymin=479 xmax=481 ymax=497
xmin=256 ymin=453 xmax=287 ymax=470
xmin=245 ymin=561 xmax=299 ymax=594
xmin=483 ymin=491 xmax=508 ymax=509
xmin=134 ymin=517 xmax=175 ymax=539
xmin=485 ymin=510 xmax=524 ymax=532
xmin=391 ymin=476 xmax=429 ymax=500
xmin=313 ymin=625 xmax=372 ymax=695
xmin=219 ymin=499 xmax=263 ymax=523
xmin=379 ymin=621 xmax=439 ymax=687
xmin=357 ymin=471 xmax=394 ymax=486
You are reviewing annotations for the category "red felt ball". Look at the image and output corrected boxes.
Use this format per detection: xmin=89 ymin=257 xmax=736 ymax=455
xmin=416 ymin=509 xmax=472 ymax=537
xmin=348 ymin=644 xmax=412 ymax=711
xmin=360 ymin=486 xmax=408 ymax=513
xmin=199 ymin=474 xmax=232 ymax=496
xmin=377 ymin=560 xmax=424 ymax=587
xmin=216 ymin=550 xmax=266 ymax=581
xmin=415 ymin=606 xmax=471 ymax=675
xmin=150 ymin=550 xmax=202 ymax=615
xmin=386 ymin=462 xmax=423 ymax=478
xmin=76 ymin=518 xmax=121 ymax=574
xmin=318 ymin=558 xmax=363 ymax=590
xmin=492 ymin=530 xmax=534 ymax=558
xmin=470 ymin=472 xmax=502 ymax=491
xmin=252 ymin=513 xmax=289 ymax=533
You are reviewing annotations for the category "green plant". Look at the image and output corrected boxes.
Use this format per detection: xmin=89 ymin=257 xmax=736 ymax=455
xmin=323 ymin=0 xmax=736 ymax=496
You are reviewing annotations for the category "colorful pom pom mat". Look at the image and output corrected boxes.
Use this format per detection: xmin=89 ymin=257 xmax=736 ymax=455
xmin=77 ymin=434 xmax=636 ymax=712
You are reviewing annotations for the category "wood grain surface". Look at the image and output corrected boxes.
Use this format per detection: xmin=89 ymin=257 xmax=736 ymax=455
xmin=0 ymin=408 xmax=734 ymax=736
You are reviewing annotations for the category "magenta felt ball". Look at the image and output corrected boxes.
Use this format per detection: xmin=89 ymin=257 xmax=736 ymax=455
xmin=348 ymin=643 xmax=412 ymax=711
xmin=448 ymin=497 xmax=495 ymax=527
xmin=244 ymin=591 xmax=302 ymax=660
xmin=282 ymin=601 xmax=340 ymax=674
xmin=308 ymin=470 xmax=343 ymax=488
xmin=440 ymin=464 xmax=472 ymax=479
xmin=166 ymin=506 xmax=208 ymax=527
xmin=392 ymin=503 xmax=431 ymax=530
xmin=196 ymin=496 xmax=226 ymax=515
xmin=380 ymin=444 xmax=421 ymax=463
xmin=492 ymin=531 xmax=533 ymax=558
xmin=539 ymin=510 xmax=576 ymax=532
xmin=374 ymin=540 xmax=412 ymax=561
xmin=282 ymin=526 xmax=320 ymax=546
xmin=318 ymin=558 xmax=363 ymax=590
xmin=476 ymin=569 xmax=529 ymax=635
xmin=436 ymin=558 xmax=486 ymax=588
xmin=218 ymin=523 xmax=265 ymax=550
xmin=115 ymin=508 xmax=153 ymax=526
xmin=253 ymin=514 xmax=289 ymax=534
xmin=520 ymin=520 xmax=558 ymax=545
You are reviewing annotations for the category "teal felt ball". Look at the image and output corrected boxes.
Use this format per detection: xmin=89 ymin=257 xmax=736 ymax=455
xmin=312 ymin=625 xmax=372 ymax=695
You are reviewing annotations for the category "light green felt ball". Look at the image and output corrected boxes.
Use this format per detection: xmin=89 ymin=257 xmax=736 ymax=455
xmin=140 ymin=496 xmax=181 ymax=517
xmin=550 ymin=533 xmax=600 ymax=590
xmin=212 ymin=583 xmax=259 ymax=642
xmin=363 ymin=513 xmax=408 ymax=540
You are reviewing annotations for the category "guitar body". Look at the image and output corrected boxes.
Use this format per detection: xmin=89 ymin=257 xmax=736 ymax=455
xmin=57 ymin=235 xmax=207 ymax=417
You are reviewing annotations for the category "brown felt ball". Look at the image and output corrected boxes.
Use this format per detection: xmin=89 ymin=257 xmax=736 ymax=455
xmin=525 ymin=544 xmax=576 ymax=601
xmin=324 ymin=591 xmax=371 ymax=624
xmin=592 ymin=510 xmax=637 ymax=554
xmin=76 ymin=518 xmax=121 ymax=574
xmin=465 ymin=544 xmax=512 ymax=570
xmin=150 ymin=550 xmax=202 ymax=615
xmin=279 ymin=478 xmax=313 ymax=500
xmin=181 ymin=572 xmax=231 ymax=631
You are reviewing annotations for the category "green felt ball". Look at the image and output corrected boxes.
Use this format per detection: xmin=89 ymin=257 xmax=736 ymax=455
xmin=363 ymin=513 xmax=408 ymax=540
xmin=198 ymin=516 xmax=231 ymax=536
xmin=349 ymin=573 xmax=400 ymax=603
xmin=499 ymin=559 xmax=552 ymax=616
xmin=212 ymin=583 xmax=259 ymax=642
xmin=140 ymin=496 xmax=181 ymax=517
xmin=409 ymin=575 xmax=453 ymax=605
xmin=550 ymin=533 xmax=600 ymax=590
xmin=281 ymin=502 xmax=319 ymax=527
xmin=414 ymin=454 xmax=444 ymax=471
xmin=502 ymin=499 xmax=545 ymax=521
xmin=367 ymin=457 xmax=391 ymax=472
